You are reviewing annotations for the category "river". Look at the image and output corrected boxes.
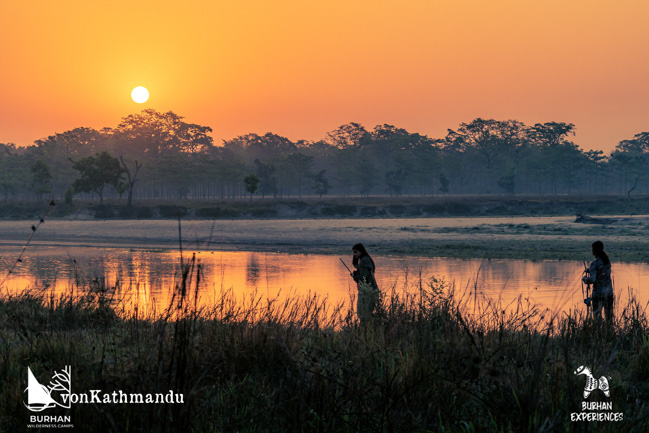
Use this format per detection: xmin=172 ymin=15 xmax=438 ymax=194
xmin=1 ymin=246 xmax=647 ymax=319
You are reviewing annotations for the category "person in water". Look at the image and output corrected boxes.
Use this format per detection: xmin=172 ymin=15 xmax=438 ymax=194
xmin=582 ymin=240 xmax=614 ymax=322
xmin=351 ymin=243 xmax=380 ymax=324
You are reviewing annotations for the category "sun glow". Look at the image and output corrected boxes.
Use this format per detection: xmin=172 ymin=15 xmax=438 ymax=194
xmin=131 ymin=86 xmax=149 ymax=103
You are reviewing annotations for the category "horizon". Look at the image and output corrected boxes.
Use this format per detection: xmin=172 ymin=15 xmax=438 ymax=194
xmin=2 ymin=1 xmax=649 ymax=152
xmin=0 ymin=108 xmax=619 ymax=150
xmin=0 ymin=107 xmax=643 ymax=152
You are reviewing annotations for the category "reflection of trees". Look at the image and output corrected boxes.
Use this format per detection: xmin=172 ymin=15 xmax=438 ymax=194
xmin=25 ymin=256 xmax=65 ymax=283
xmin=246 ymin=255 xmax=260 ymax=286
xmin=8 ymin=249 xmax=646 ymax=321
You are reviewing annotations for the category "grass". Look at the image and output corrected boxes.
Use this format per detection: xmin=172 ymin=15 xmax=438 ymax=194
xmin=1 ymin=258 xmax=648 ymax=433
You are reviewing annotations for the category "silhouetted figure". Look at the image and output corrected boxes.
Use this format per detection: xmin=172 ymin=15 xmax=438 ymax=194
xmin=582 ymin=240 xmax=614 ymax=322
xmin=351 ymin=243 xmax=380 ymax=324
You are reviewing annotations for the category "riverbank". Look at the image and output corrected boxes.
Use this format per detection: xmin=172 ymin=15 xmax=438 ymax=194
xmin=1 ymin=278 xmax=647 ymax=432
xmin=0 ymin=215 xmax=648 ymax=262
xmin=3 ymin=195 xmax=649 ymax=221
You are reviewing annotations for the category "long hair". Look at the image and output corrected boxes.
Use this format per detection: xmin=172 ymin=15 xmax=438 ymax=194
xmin=352 ymin=243 xmax=376 ymax=270
xmin=592 ymin=240 xmax=610 ymax=265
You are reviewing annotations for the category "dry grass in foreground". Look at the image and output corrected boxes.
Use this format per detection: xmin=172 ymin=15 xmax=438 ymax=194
xmin=1 ymin=263 xmax=648 ymax=433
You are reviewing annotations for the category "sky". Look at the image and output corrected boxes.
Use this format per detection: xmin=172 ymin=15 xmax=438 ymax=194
xmin=1 ymin=0 xmax=648 ymax=152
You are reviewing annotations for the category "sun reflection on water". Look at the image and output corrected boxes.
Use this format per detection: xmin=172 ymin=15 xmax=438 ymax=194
xmin=2 ymin=247 xmax=648 ymax=322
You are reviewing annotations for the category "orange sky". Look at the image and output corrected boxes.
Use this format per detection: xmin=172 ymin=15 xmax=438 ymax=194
xmin=1 ymin=0 xmax=648 ymax=152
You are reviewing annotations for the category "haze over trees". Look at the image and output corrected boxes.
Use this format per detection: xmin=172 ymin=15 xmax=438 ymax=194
xmin=1 ymin=110 xmax=648 ymax=203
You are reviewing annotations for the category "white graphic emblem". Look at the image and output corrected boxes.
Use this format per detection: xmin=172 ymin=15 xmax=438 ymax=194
xmin=24 ymin=366 xmax=72 ymax=411
xmin=574 ymin=365 xmax=610 ymax=398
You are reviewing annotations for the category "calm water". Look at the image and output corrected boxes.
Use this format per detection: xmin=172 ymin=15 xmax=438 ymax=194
xmin=1 ymin=246 xmax=648 ymax=318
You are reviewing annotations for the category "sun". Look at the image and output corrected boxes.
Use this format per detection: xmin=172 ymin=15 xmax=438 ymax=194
xmin=131 ymin=86 xmax=149 ymax=103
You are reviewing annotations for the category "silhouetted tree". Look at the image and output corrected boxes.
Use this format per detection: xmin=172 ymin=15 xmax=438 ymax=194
xmin=325 ymin=123 xmax=371 ymax=149
xmin=439 ymin=173 xmax=450 ymax=194
xmin=113 ymin=109 xmax=213 ymax=157
xmin=30 ymin=128 xmax=105 ymax=198
xmin=71 ymin=152 xmax=125 ymax=205
xmin=528 ymin=122 xmax=576 ymax=147
xmin=254 ymin=159 xmax=278 ymax=198
xmin=497 ymin=174 xmax=516 ymax=195
xmin=7 ymin=113 xmax=649 ymax=200
xmin=0 ymin=143 xmax=28 ymax=201
xmin=312 ymin=170 xmax=330 ymax=197
xmin=30 ymin=160 xmax=52 ymax=199
xmin=357 ymin=159 xmax=376 ymax=196
xmin=213 ymin=149 xmax=248 ymax=199
xmin=278 ymin=153 xmax=314 ymax=198
xmin=119 ymin=156 xmax=142 ymax=207
xmin=224 ymin=133 xmax=296 ymax=163
xmin=446 ymin=118 xmax=527 ymax=192
xmin=583 ymin=150 xmax=607 ymax=194
xmin=244 ymin=174 xmax=261 ymax=201
xmin=610 ymin=132 xmax=649 ymax=197
xmin=526 ymin=122 xmax=579 ymax=194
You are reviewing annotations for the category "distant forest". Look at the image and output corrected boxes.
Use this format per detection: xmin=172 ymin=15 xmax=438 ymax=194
xmin=1 ymin=109 xmax=648 ymax=203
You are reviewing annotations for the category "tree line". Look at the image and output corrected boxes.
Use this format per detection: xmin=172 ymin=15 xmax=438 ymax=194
xmin=1 ymin=109 xmax=648 ymax=203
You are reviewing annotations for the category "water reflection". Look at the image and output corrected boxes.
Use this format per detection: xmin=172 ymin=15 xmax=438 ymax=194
xmin=1 ymin=247 xmax=647 ymax=319
xmin=246 ymin=255 xmax=261 ymax=286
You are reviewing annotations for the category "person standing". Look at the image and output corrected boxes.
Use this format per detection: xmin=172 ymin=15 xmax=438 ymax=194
xmin=350 ymin=243 xmax=380 ymax=324
xmin=582 ymin=240 xmax=614 ymax=322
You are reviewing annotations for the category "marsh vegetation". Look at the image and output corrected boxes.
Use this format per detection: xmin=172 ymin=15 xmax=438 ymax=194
xmin=1 ymin=260 xmax=648 ymax=432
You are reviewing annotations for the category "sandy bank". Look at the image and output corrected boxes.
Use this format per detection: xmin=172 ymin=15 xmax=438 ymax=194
xmin=0 ymin=216 xmax=647 ymax=262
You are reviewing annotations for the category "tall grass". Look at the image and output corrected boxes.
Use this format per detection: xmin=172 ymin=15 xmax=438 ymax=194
xmin=1 ymin=258 xmax=648 ymax=433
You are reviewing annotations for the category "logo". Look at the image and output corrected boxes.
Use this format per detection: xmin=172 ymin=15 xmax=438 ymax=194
xmin=574 ymin=365 xmax=610 ymax=398
xmin=23 ymin=364 xmax=184 ymax=429
xmin=570 ymin=365 xmax=623 ymax=422
xmin=24 ymin=366 xmax=71 ymax=412
xmin=24 ymin=366 xmax=73 ymax=429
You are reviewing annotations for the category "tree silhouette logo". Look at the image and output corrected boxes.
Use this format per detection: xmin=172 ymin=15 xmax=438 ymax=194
xmin=24 ymin=366 xmax=72 ymax=412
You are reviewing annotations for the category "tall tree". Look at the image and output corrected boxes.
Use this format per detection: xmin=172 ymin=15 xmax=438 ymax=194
xmin=113 ymin=109 xmax=214 ymax=157
xmin=312 ymin=170 xmax=330 ymax=198
xmin=446 ymin=119 xmax=528 ymax=192
xmin=278 ymin=153 xmax=314 ymax=198
xmin=212 ymin=149 xmax=249 ymax=199
xmin=119 ymin=156 xmax=142 ymax=207
xmin=71 ymin=152 xmax=125 ymax=205
xmin=224 ymin=133 xmax=296 ymax=163
xmin=527 ymin=122 xmax=582 ymax=194
xmin=30 ymin=127 xmax=105 ymax=198
xmin=325 ymin=123 xmax=371 ymax=149
xmin=254 ymin=159 xmax=278 ymax=198
xmin=583 ymin=150 xmax=607 ymax=194
xmin=439 ymin=173 xmax=450 ymax=195
xmin=528 ymin=122 xmax=576 ymax=147
xmin=610 ymin=132 xmax=649 ymax=197
xmin=30 ymin=159 xmax=52 ymax=199
xmin=0 ymin=143 xmax=29 ymax=201
xmin=244 ymin=174 xmax=261 ymax=201
xmin=447 ymin=119 xmax=526 ymax=168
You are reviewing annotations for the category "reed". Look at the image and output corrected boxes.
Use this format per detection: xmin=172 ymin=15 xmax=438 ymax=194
xmin=1 ymin=260 xmax=648 ymax=432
